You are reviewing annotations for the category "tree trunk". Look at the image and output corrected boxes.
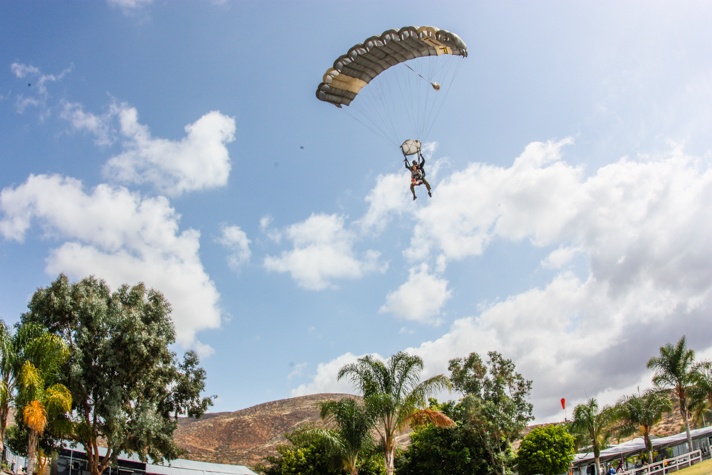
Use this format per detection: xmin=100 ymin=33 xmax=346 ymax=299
xmin=385 ymin=447 xmax=395 ymax=475
xmin=680 ymin=398 xmax=693 ymax=453
xmin=26 ymin=430 xmax=38 ymax=475
xmin=0 ymin=407 xmax=7 ymax=461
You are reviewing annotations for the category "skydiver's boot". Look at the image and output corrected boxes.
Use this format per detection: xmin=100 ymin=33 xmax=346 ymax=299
xmin=428 ymin=190 xmax=432 ymax=197
xmin=412 ymin=194 xmax=417 ymax=201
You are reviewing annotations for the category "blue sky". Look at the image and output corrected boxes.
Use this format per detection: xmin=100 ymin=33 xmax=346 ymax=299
xmin=1 ymin=0 xmax=712 ymax=423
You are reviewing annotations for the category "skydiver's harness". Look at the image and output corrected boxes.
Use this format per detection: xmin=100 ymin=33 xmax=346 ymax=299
xmin=405 ymin=157 xmax=426 ymax=186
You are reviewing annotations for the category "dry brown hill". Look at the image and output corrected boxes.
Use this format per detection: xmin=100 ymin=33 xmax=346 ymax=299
xmin=173 ymin=393 xmax=355 ymax=469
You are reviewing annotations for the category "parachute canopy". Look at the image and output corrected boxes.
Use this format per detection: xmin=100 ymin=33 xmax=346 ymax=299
xmin=316 ymin=26 xmax=468 ymax=108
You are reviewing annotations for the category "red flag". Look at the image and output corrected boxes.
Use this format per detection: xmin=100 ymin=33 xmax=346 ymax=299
xmin=560 ymin=397 xmax=566 ymax=410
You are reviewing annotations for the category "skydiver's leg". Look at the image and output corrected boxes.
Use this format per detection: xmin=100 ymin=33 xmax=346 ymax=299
xmin=423 ymin=178 xmax=432 ymax=197
xmin=410 ymin=183 xmax=417 ymax=200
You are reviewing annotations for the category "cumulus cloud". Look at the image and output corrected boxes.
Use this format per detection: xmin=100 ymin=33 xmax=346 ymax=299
xmin=291 ymin=352 xmax=364 ymax=397
xmin=263 ymin=213 xmax=386 ymax=290
xmin=292 ymin=141 xmax=712 ymax=421
xmin=379 ymin=264 xmax=451 ymax=326
xmin=358 ymin=172 xmax=409 ymax=235
xmin=103 ymin=106 xmax=235 ymax=196
xmin=217 ymin=224 xmax=251 ymax=271
xmin=0 ymin=174 xmax=221 ymax=354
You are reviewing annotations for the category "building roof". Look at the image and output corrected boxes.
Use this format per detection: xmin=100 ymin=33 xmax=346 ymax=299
xmin=147 ymin=458 xmax=258 ymax=475
xmin=572 ymin=426 xmax=712 ymax=466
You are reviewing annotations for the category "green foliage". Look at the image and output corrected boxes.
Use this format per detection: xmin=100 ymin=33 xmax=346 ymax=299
xmin=689 ymin=360 xmax=712 ymax=425
xmin=395 ymin=401 xmax=489 ymax=475
xmin=613 ymin=389 xmax=673 ymax=462
xmin=647 ymin=335 xmax=696 ymax=452
xmin=570 ymin=398 xmax=617 ymax=475
xmin=338 ymin=351 xmax=451 ymax=475
xmin=257 ymin=426 xmax=384 ymax=475
xmin=318 ymin=398 xmax=375 ymax=475
xmin=21 ymin=274 xmax=215 ymax=475
xmin=516 ymin=424 xmax=575 ymax=475
xmin=448 ymin=351 xmax=533 ymax=475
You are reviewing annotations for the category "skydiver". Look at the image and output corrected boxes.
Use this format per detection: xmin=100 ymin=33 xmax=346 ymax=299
xmin=405 ymin=152 xmax=432 ymax=200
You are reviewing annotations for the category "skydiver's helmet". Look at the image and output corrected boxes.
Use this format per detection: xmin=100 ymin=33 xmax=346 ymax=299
xmin=412 ymin=160 xmax=418 ymax=167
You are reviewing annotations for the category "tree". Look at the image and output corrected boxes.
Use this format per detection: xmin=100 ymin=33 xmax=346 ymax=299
xmin=257 ymin=425 xmax=384 ymax=475
xmin=0 ymin=320 xmax=55 ymax=457
xmin=516 ymin=424 xmax=575 ymax=475
xmin=614 ymin=389 xmax=673 ymax=463
xmin=647 ymin=336 xmax=695 ymax=452
xmin=259 ymin=427 xmax=343 ymax=475
xmin=395 ymin=400 xmax=489 ymax=475
xmin=448 ymin=351 xmax=533 ymax=475
xmin=14 ymin=329 xmax=73 ymax=475
xmin=338 ymin=351 xmax=452 ymax=475
xmin=317 ymin=398 xmax=375 ymax=475
xmin=570 ymin=398 xmax=616 ymax=475
xmin=689 ymin=360 xmax=712 ymax=426
xmin=21 ymin=274 xmax=214 ymax=475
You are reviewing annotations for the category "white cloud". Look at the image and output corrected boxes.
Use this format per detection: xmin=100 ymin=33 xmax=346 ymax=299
xmin=107 ymin=0 xmax=153 ymax=15
xmin=293 ymin=141 xmax=712 ymax=421
xmin=263 ymin=213 xmax=386 ymax=290
xmin=406 ymin=138 xmax=582 ymax=264
xmin=10 ymin=63 xmax=73 ymax=116
xmin=379 ymin=264 xmax=451 ymax=326
xmin=0 ymin=174 xmax=221 ymax=354
xmin=358 ymin=172 xmax=409 ymax=235
xmin=217 ymin=224 xmax=251 ymax=271
xmin=103 ymin=107 xmax=236 ymax=196
xmin=60 ymin=101 xmax=118 ymax=146
xmin=290 ymin=352 xmax=365 ymax=397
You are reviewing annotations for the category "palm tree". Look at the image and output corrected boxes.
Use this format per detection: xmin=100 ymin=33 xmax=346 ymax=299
xmin=309 ymin=398 xmax=375 ymax=475
xmin=0 ymin=321 xmax=15 ymax=457
xmin=16 ymin=332 xmax=72 ymax=475
xmin=0 ymin=321 xmax=57 ymax=458
xmin=338 ymin=351 xmax=453 ymax=475
xmin=647 ymin=336 xmax=696 ymax=452
xmin=570 ymin=398 xmax=616 ymax=475
xmin=689 ymin=360 xmax=712 ymax=426
xmin=614 ymin=389 xmax=673 ymax=463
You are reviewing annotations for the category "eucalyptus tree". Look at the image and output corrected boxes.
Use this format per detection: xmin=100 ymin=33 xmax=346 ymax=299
xmin=570 ymin=398 xmax=617 ymax=475
xmin=338 ymin=351 xmax=452 ymax=475
xmin=21 ymin=274 xmax=214 ymax=475
xmin=448 ymin=351 xmax=533 ymax=475
xmin=614 ymin=389 xmax=673 ymax=463
xmin=647 ymin=336 xmax=696 ymax=452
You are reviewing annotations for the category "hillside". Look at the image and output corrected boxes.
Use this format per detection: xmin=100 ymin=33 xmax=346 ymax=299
xmin=174 ymin=393 xmax=690 ymax=471
xmin=173 ymin=393 xmax=355 ymax=469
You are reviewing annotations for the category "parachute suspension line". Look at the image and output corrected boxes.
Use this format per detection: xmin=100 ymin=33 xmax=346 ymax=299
xmin=420 ymin=55 xmax=466 ymax=141
xmin=403 ymin=62 xmax=440 ymax=91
